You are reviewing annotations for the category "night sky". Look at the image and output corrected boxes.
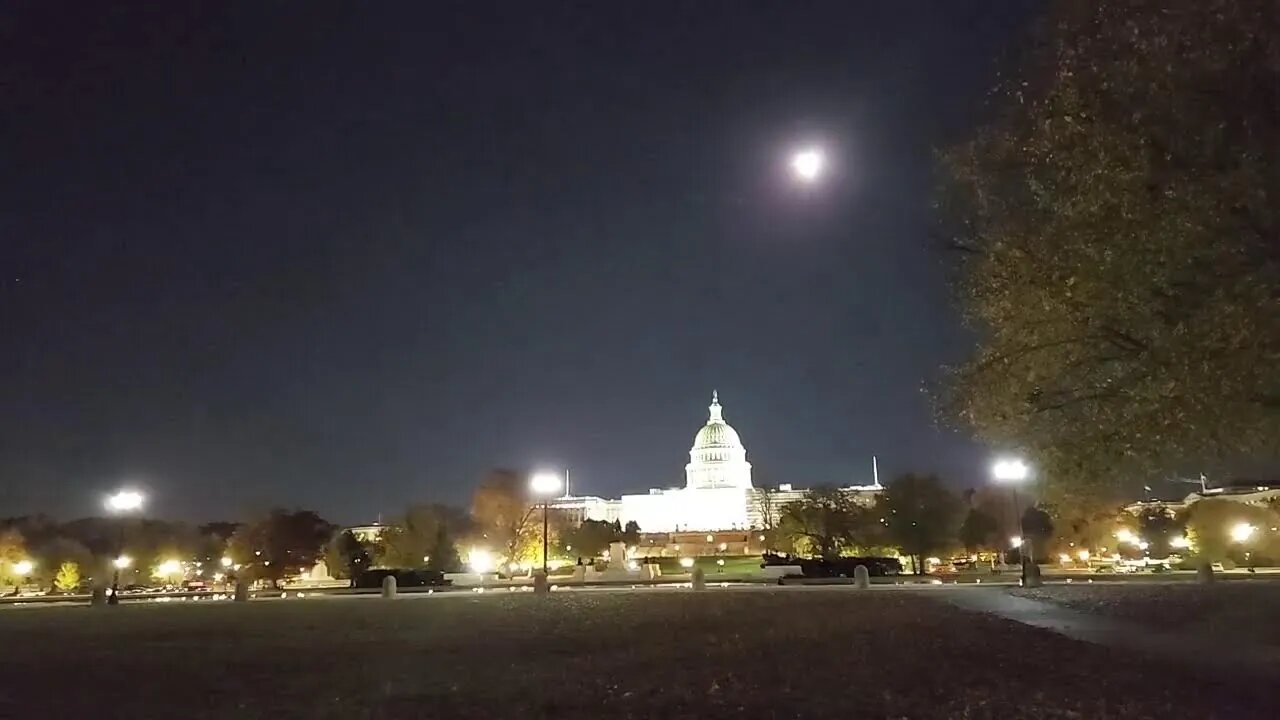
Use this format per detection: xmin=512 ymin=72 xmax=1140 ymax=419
xmin=3 ymin=2 xmax=1043 ymax=522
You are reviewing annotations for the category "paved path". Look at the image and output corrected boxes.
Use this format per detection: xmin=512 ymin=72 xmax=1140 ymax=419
xmin=939 ymin=586 xmax=1280 ymax=678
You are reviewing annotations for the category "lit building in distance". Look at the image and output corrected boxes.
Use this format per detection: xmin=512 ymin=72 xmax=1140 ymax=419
xmin=548 ymin=391 xmax=882 ymax=534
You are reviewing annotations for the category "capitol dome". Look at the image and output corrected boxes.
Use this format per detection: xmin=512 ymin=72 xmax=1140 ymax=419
xmin=685 ymin=391 xmax=753 ymax=490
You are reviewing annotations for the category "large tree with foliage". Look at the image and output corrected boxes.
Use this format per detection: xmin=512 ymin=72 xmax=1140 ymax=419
xmin=958 ymin=507 xmax=1000 ymax=557
xmin=881 ymin=474 xmax=961 ymax=573
xmin=470 ymin=469 xmax=539 ymax=564
xmin=324 ymin=531 xmax=371 ymax=584
xmin=560 ymin=519 xmax=619 ymax=561
xmin=228 ymin=509 xmax=333 ymax=587
xmin=1184 ymin=499 xmax=1279 ymax=564
xmin=778 ymin=487 xmax=877 ymax=560
xmin=939 ymin=0 xmax=1280 ymax=501
xmin=377 ymin=503 xmax=466 ymax=572
xmin=53 ymin=562 xmax=81 ymax=593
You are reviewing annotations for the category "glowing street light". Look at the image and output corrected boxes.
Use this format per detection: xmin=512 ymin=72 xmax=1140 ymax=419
xmin=1010 ymin=536 xmax=1023 ymax=549
xmin=105 ymin=488 xmax=146 ymax=606
xmin=992 ymin=457 xmax=1032 ymax=585
xmin=529 ymin=472 xmax=564 ymax=578
xmin=1115 ymin=528 xmax=1137 ymax=545
xmin=13 ymin=559 xmax=34 ymax=577
xmin=1077 ymin=549 xmax=1091 ymax=562
xmin=992 ymin=459 xmax=1030 ymax=483
xmin=467 ymin=547 xmax=495 ymax=574
xmin=220 ymin=556 xmax=233 ymax=568
xmin=155 ymin=559 xmax=183 ymax=580
xmin=790 ymin=147 xmax=825 ymax=183
xmin=1169 ymin=535 xmax=1190 ymax=550
xmin=113 ymin=555 xmax=133 ymax=570
xmin=1231 ymin=522 xmax=1256 ymax=544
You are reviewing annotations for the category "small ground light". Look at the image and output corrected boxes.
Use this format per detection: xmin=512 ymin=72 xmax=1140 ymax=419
xmin=679 ymin=557 xmax=694 ymax=568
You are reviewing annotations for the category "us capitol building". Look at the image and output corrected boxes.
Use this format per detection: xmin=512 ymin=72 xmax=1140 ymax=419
xmin=547 ymin=391 xmax=882 ymax=533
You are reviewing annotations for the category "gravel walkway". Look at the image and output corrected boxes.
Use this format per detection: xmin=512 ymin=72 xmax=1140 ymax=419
xmin=1 ymin=588 xmax=1274 ymax=719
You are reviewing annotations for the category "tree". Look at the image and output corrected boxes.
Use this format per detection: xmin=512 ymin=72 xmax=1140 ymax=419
xmin=53 ymin=562 xmax=80 ymax=593
xmin=0 ymin=529 xmax=27 ymax=590
xmin=31 ymin=537 xmax=95 ymax=590
xmin=1184 ymin=500 xmax=1279 ymax=563
xmin=621 ymin=520 xmax=641 ymax=546
xmin=1021 ymin=506 xmax=1054 ymax=551
xmin=560 ymin=519 xmax=618 ymax=561
xmin=228 ymin=510 xmax=333 ymax=588
xmin=939 ymin=0 xmax=1280 ymax=501
xmin=470 ymin=469 xmax=538 ymax=564
xmin=508 ymin=510 xmax=570 ymax=569
xmin=1136 ymin=510 xmax=1185 ymax=559
xmin=881 ymin=474 xmax=960 ymax=574
xmin=325 ymin=531 xmax=371 ymax=585
xmin=377 ymin=504 xmax=467 ymax=571
xmin=778 ymin=487 xmax=876 ymax=560
xmin=754 ymin=488 xmax=780 ymax=532
xmin=958 ymin=508 xmax=1000 ymax=557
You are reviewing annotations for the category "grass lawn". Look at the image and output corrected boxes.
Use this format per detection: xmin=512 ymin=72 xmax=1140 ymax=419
xmin=0 ymin=588 xmax=1274 ymax=718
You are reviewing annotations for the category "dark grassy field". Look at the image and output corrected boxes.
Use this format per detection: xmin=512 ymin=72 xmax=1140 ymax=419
xmin=1013 ymin=582 xmax=1280 ymax=646
xmin=0 ymin=588 xmax=1274 ymax=719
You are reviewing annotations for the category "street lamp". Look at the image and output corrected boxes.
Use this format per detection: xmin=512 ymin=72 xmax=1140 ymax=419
xmin=105 ymin=489 xmax=146 ymax=605
xmin=530 ymin=472 xmax=563 ymax=578
xmin=992 ymin=458 xmax=1032 ymax=585
xmin=1230 ymin=522 xmax=1256 ymax=544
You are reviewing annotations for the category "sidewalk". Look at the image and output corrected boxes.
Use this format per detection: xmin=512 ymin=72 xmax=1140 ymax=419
xmin=939 ymin=586 xmax=1280 ymax=678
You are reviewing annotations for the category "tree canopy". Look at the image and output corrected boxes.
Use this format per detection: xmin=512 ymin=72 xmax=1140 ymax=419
xmin=560 ymin=519 xmax=619 ymax=561
xmin=1184 ymin=499 xmax=1279 ymax=563
xmin=377 ymin=503 xmax=467 ymax=572
xmin=470 ymin=469 xmax=538 ymax=563
xmin=881 ymin=474 xmax=960 ymax=573
xmin=324 ymin=531 xmax=371 ymax=583
xmin=778 ymin=487 xmax=878 ymax=560
xmin=939 ymin=0 xmax=1280 ymax=500
xmin=958 ymin=507 xmax=1000 ymax=554
xmin=228 ymin=509 xmax=333 ymax=587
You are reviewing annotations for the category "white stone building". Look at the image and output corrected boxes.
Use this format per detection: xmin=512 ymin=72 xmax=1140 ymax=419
xmin=549 ymin=392 xmax=882 ymax=532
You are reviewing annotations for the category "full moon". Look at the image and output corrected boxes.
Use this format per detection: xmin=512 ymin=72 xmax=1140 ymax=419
xmin=790 ymin=147 xmax=825 ymax=182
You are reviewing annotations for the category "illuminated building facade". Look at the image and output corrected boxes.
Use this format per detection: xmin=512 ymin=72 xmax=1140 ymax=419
xmin=549 ymin=392 xmax=882 ymax=533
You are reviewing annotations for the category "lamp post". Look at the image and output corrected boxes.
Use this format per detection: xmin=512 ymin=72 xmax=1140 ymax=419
xmin=105 ymin=489 xmax=145 ymax=605
xmin=530 ymin=472 xmax=563 ymax=578
xmin=992 ymin=458 xmax=1031 ymax=586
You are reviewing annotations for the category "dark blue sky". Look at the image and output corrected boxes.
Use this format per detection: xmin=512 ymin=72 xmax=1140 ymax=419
xmin=2 ymin=2 xmax=1043 ymax=522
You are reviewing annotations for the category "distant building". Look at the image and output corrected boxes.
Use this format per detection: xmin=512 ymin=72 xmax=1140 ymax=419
xmin=1124 ymin=480 xmax=1280 ymax=517
xmin=347 ymin=524 xmax=387 ymax=543
xmin=552 ymin=391 xmax=883 ymax=533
